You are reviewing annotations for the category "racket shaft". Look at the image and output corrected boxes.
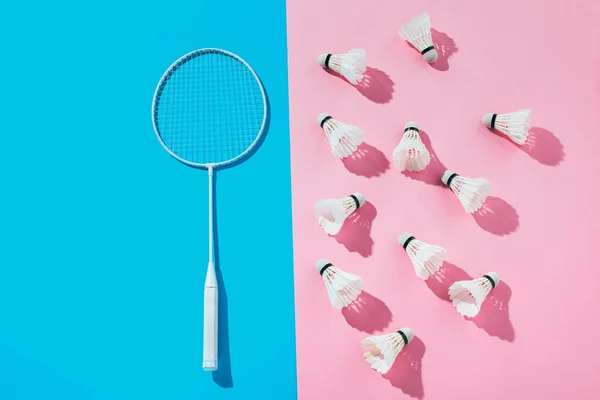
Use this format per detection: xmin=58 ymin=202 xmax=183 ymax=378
xmin=203 ymin=261 xmax=218 ymax=371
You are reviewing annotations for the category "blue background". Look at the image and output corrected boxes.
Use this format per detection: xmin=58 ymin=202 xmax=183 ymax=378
xmin=0 ymin=1 xmax=297 ymax=399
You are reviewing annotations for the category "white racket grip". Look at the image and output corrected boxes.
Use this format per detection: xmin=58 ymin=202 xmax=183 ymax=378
xmin=203 ymin=261 xmax=218 ymax=371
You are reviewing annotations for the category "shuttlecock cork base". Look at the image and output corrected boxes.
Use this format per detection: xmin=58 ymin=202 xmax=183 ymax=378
xmin=318 ymin=53 xmax=333 ymax=69
xmin=441 ymin=169 xmax=458 ymax=187
xmin=397 ymin=327 xmax=414 ymax=345
xmin=318 ymin=113 xmax=332 ymax=128
xmin=405 ymin=121 xmax=418 ymax=133
xmin=349 ymin=193 xmax=365 ymax=209
xmin=316 ymin=259 xmax=334 ymax=275
xmin=482 ymin=272 xmax=500 ymax=288
xmin=398 ymin=232 xmax=416 ymax=249
xmin=482 ymin=113 xmax=498 ymax=130
xmin=421 ymin=46 xmax=438 ymax=63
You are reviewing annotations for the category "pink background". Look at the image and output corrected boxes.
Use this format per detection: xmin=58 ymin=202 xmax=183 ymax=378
xmin=286 ymin=0 xmax=600 ymax=399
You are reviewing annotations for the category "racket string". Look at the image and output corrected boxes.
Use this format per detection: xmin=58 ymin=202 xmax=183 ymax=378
xmin=154 ymin=49 xmax=265 ymax=166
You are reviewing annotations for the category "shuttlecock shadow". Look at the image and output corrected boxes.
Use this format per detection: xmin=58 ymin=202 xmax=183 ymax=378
xmin=355 ymin=67 xmax=394 ymax=104
xmin=473 ymin=196 xmax=519 ymax=236
xmin=425 ymin=262 xmax=471 ymax=301
xmin=342 ymin=143 xmax=390 ymax=178
xmin=211 ymin=174 xmax=233 ymax=388
xmin=334 ymin=201 xmax=376 ymax=257
xmin=383 ymin=336 xmax=426 ymax=399
xmin=470 ymin=281 xmax=515 ymax=342
xmin=342 ymin=291 xmax=392 ymax=333
xmin=401 ymin=130 xmax=446 ymax=187
xmin=429 ymin=29 xmax=458 ymax=71
xmin=522 ymin=127 xmax=564 ymax=166
xmin=428 ymin=262 xmax=515 ymax=342
xmin=324 ymin=67 xmax=394 ymax=104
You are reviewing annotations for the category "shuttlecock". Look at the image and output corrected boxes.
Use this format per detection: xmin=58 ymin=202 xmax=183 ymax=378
xmin=318 ymin=49 xmax=367 ymax=85
xmin=483 ymin=109 xmax=531 ymax=145
xmin=362 ymin=328 xmax=414 ymax=374
xmin=449 ymin=272 xmax=499 ymax=317
xmin=398 ymin=13 xmax=438 ymax=63
xmin=316 ymin=259 xmax=364 ymax=309
xmin=318 ymin=114 xmax=364 ymax=159
xmin=441 ymin=170 xmax=490 ymax=214
xmin=393 ymin=121 xmax=431 ymax=171
xmin=398 ymin=232 xmax=447 ymax=279
xmin=314 ymin=193 xmax=366 ymax=235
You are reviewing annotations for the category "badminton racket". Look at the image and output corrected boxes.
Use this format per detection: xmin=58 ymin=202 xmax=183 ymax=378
xmin=151 ymin=48 xmax=267 ymax=371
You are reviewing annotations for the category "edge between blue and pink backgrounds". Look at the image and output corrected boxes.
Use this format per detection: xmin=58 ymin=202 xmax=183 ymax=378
xmin=0 ymin=0 xmax=298 ymax=399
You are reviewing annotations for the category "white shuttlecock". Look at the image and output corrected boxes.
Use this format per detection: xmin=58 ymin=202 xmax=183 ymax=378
xmin=318 ymin=114 xmax=364 ymax=159
xmin=314 ymin=193 xmax=366 ymax=235
xmin=398 ymin=13 xmax=438 ymax=63
xmin=318 ymin=49 xmax=367 ymax=85
xmin=392 ymin=121 xmax=431 ymax=171
xmin=441 ymin=170 xmax=491 ymax=214
xmin=398 ymin=232 xmax=447 ymax=279
xmin=483 ymin=109 xmax=531 ymax=145
xmin=361 ymin=328 xmax=414 ymax=374
xmin=449 ymin=272 xmax=500 ymax=317
xmin=316 ymin=259 xmax=364 ymax=309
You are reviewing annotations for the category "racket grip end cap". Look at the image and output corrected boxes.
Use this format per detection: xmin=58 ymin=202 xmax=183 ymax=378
xmin=203 ymin=361 xmax=218 ymax=371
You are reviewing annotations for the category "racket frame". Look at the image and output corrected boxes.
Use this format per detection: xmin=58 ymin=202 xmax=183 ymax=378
xmin=151 ymin=47 xmax=267 ymax=169
xmin=150 ymin=48 xmax=267 ymax=372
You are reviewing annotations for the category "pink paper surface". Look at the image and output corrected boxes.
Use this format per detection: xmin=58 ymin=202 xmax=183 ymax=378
xmin=286 ymin=0 xmax=600 ymax=399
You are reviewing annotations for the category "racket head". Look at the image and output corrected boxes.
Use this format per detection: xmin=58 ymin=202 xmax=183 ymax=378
xmin=151 ymin=48 xmax=267 ymax=168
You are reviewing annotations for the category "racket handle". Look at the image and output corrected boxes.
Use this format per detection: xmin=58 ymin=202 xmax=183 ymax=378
xmin=203 ymin=261 xmax=218 ymax=371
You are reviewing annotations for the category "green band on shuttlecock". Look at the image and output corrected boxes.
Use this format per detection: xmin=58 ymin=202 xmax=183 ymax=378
xmin=404 ymin=126 xmax=419 ymax=133
xmin=320 ymin=116 xmax=332 ymax=128
xmin=349 ymin=194 xmax=360 ymax=209
xmin=319 ymin=263 xmax=333 ymax=276
xmin=402 ymin=236 xmax=415 ymax=250
xmin=397 ymin=330 xmax=409 ymax=345
xmin=421 ymin=46 xmax=435 ymax=55
xmin=483 ymin=274 xmax=496 ymax=289
xmin=490 ymin=114 xmax=497 ymax=129
xmin=446 ymin=173 xmax=458 ymax=188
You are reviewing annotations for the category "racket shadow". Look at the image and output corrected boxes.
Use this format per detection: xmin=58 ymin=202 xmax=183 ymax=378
xmin=211 ymin=172 xmax=233 ymax=388
xmin=211 ymin=82 xmax=271 ymax=388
